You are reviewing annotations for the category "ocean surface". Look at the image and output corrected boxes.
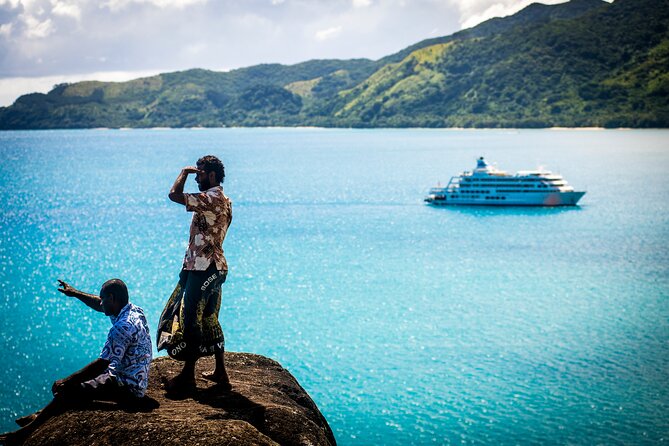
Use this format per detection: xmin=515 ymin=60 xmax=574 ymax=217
xmin=0 ymin=128 xmax=667 ymax=444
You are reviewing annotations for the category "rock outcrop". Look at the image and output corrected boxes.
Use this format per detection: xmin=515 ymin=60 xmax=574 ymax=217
xmin=23 ymin=353 xmax=336 ymax=446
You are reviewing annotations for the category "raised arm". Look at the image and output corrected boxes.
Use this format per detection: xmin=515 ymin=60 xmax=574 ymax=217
xmin=168 ymin=166 xmax=200 ymax=205
xmin=57 ymin=280 xmax=103 ymax=312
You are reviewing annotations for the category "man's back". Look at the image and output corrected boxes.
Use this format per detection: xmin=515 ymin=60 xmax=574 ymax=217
xmin=102 ymin=303 xmax=152 ymax=397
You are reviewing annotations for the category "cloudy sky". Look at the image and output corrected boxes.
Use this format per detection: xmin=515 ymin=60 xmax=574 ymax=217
xmin=0 ymin=0 xmax=574 ymax=106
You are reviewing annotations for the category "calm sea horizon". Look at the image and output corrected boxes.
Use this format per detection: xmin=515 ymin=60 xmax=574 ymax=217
xmin=0 ymin=128 xmax=667 ymax=444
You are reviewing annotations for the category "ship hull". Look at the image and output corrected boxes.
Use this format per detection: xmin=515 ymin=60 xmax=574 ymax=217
xmin=425 ymin=191 xmax=585 ymax=206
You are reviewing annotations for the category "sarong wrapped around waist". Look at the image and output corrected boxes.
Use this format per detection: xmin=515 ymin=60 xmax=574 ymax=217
xmin=157 ymin=265 xmax=226 ymax=361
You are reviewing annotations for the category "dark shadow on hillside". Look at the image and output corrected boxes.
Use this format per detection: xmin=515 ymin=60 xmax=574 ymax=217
xmin=193 ymin=385 xmax=267 ymax=433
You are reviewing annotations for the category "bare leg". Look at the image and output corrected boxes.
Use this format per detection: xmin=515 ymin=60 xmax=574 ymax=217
xmin=202 ymin=350 xmax=231 ymax=390
xmin=165 ymin=359 xmax=197 ymax=393
xmin=180 ymin=359 xmax=197 ymax=383
xmin=14 ymin=411 xmax=40 ymax=427
xmin=166 ymin=269 xmax=202 ymax=394
xmin=2 ymin=398 xmax=65 ymax=445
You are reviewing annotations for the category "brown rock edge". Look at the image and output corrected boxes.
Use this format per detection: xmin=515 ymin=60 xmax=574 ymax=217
xmin=24 ymin=352 xmax=337 ymax=446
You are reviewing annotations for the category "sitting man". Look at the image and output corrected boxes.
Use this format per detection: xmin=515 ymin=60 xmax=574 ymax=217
xmin=0 ymin=279 xmax=153 ymax=445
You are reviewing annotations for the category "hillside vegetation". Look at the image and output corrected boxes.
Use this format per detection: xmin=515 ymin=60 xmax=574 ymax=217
xmin=1 ymin=0 xmax=667 ymax=129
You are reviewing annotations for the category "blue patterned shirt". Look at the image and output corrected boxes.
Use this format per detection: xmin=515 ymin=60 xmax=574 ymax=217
xmin=100 ymin=303 xmax=152 ymax=397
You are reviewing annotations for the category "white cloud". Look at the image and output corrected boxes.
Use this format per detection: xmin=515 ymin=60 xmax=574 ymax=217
xmin=352 ymin=0 xmax=372 ymax=8
xmin=2 ymin=0 xmax=601 ymax=96
xmin=462 ymin=2 xmax=522 ymax=29
xmin=16 ymin=0 xmax=42 ymax=11
xmin=101 ymin=0 xmax=207 ymax=12
xmin=149 ymin=0 xmax=207 ymax=7
xmin=51 ymin=1 xmax=82 ymax=20
xmin=0 ymin=0 xmax=22 ymax=7
xmin=0 ymin=23 xmax=13 ymax=37
xmin=22 ymin=14 xmax=54 ymax=38
xmin=451 ymin=0 xmax=572 ymax=30
xmin=315 ymin=25 xmax=342 ymax=41
xmin=183 ymin=41 xmax=206 ymax=55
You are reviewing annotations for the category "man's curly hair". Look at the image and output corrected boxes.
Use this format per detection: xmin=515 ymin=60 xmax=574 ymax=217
xmin=197 ymin=155 xmax=225 ymax=183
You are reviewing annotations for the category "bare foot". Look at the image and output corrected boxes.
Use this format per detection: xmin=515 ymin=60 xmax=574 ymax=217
xmin=201 ymin=372 xmax=232 ymax=391
xmin=163 ymin=374 xmax=196 ymax=394
xmin=14 ymin=413 xmax=37 ymax=427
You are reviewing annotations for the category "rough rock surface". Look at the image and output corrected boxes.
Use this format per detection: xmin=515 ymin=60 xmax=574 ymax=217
xmin=23 ymin=353 xmax=336 ymax=446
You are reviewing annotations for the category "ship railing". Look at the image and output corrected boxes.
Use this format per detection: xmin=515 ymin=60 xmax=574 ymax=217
xmin=445 ymin=176 xmax=460 ymax=188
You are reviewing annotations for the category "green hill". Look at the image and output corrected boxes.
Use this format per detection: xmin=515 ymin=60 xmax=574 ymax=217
xmin=1 ymin=0 xmax=667 ymax=129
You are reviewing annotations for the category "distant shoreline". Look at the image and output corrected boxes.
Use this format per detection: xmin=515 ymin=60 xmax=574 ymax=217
xmin=2 ymin=126 xmax=665 ymax=132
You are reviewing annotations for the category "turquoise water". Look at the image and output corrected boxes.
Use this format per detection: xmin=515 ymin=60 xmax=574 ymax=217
xmin=0 ymin=128 xmax=667 ymax=444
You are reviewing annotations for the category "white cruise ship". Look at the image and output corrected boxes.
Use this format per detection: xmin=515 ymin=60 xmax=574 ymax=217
xmin=425 ymin=157 xmax=585 ymax=206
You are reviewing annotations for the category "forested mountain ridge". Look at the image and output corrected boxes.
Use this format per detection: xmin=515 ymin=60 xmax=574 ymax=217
xmin=1 ymin=0 xmax=667 ymax=129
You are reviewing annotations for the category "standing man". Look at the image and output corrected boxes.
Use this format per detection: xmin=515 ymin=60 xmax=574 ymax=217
xmin=0 ymin=279 xmax=152 ymax=445
xmin=164 ymin=155 xmax=232 ymax=393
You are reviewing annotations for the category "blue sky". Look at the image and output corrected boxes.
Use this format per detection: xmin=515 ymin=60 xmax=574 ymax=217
xmin=0 ymin=0 xmax=582 ymax=106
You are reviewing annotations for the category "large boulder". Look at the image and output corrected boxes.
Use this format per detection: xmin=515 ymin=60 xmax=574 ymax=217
xmin=24 ymin=353 xmax=336 ymax=446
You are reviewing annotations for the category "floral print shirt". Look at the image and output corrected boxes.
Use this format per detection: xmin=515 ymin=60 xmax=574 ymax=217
xmin=100 ymin=303 xmax=152 ymax=397
xmin=183 ymin=185 xmax=232 ymax=271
